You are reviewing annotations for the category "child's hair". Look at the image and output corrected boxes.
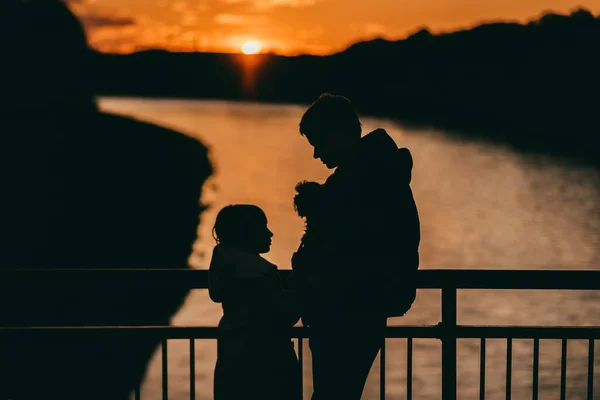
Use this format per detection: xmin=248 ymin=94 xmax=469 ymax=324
xmin=212 ymin=204 xmax=266 ymax=246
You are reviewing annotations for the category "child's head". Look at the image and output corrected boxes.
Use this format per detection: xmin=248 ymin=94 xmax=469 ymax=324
xmin=293 ymin=181 xmax=323 ymax=219
xmin=212 ymin=204 xmax=273 ymax=254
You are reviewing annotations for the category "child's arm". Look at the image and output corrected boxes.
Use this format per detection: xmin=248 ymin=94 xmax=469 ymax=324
xmin=272 ymin=285 xmax=301 ymax=327
xmin=234 ymin=268 xmax=300 ymax=327
xmin=208 ymin=247 xmax=228 ymax=303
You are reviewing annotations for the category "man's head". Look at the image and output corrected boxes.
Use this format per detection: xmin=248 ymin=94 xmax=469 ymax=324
xmin=299 ymin=93 xmax=362 ymax=169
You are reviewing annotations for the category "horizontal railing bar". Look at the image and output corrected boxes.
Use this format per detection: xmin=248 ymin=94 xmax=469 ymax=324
xmin=455 ymin=326 xmax=600 ymax=339
xmin=2 ymin=325 xmax=600 ymax=339
xmin=415 ymin=269 xmax=600 ymax=290
xmin=1 ymin=269 xmax=599 ymax=290
xmin=0 ymin=268 xmax=210 ymax=289
xmin=0 ymin=326 xmax=437 ymax=338
xmin=0 ymin=326 xmax=220 ymax=338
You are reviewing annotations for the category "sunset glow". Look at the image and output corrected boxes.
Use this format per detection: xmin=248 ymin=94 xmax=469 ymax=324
xmin=67 ymin=0 xmax=600 ymax=55
xmin=241 ymin=41 xmax=262 ymax=55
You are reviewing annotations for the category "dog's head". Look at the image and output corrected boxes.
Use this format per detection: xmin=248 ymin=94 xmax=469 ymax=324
xmin=293 ymin=181 xmax=323 ymax=219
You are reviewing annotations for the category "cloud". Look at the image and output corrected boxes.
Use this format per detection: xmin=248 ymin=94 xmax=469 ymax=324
xmin=172 ymin=1 xmax=187 ymax=12
xmin=296 ymin=26 xmax=324 ymax=40
xmin=214 ymin=13 xmax=269 ymax=25
xmin=169 ymin=1 xmax=210 ymax=13
xmin=68 ymin=2 xmax=135 ymax=30
xmin=217 ymin=0 xmax=319 ymax=9
xmin=181 ymin=12 xmax=198 ymax=26
xmin=62 ymin=0 xmax=96 ymax=4
xmin=197 ymin=3 xmax=211 ymax=12
xmin=256 ymin=0 xmax=318 ymax=7
xmin=85 ymin=13 xmax=209 ymax=53
xmin=363 ymin=23 xmax=386 ymax=35
xmin=80 ymin=13 xmax=135 ymax=29
xmin=168 ymin=1 xmax=210 ymax=26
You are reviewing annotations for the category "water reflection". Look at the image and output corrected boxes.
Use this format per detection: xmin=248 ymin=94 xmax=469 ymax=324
xmin=99 ymin=98 xmax=600 ymax=400
xmin=234 ymin=54 xmax=265 ymax=98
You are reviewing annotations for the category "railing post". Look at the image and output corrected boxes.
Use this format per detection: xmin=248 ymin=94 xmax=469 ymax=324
xmin=441 ymin=286 xmax=457 ymax=400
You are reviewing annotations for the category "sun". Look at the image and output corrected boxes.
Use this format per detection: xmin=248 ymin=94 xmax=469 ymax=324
xmin=241 ymin=41 xmax=262 ymax=55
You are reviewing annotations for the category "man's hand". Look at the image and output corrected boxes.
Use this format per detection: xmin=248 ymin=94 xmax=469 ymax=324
xmin=291 ymin=245 xmax=310 ymax=273
xmin=291 ymin=250 xmax=302 ymax=271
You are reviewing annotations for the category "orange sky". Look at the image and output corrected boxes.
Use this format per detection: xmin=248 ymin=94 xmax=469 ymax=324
xmin=68 ymin=0 xmax=600 ymax=54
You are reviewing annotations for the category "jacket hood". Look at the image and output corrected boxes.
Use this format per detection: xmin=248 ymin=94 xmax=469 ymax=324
xmin=356 ymin=128 xmax=414 ymax=184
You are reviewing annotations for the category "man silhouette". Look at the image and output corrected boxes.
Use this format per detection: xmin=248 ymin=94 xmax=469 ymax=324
xmin=0 ymin=1 xmax=212 ymax=399
xmin=294 ymin=93 xmax=420 ymax=399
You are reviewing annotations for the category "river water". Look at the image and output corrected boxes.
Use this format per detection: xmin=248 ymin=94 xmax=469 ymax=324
xmin=98 ymin=97 xmax=600 ymax=400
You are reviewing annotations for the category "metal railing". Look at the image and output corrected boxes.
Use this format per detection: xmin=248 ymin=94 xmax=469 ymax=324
xmin=1 ymin=269 xmax=600 ymax=400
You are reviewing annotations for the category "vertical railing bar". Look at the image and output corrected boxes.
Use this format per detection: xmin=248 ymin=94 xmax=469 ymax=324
xmin=380 ymin=337 xmax=386 ymax=400
xmin=80 ymin=338 xmax=85 ymax=400
xmin=135 ymin=339 xmax=141 ymax=400
xmin=22 ymin=331 xmax=29 ymax=400
xmin=107 ymin=340 xmax=112 ymax=400
xmin=560 ymin=338 xmax=567 ymax=400
xmin=298 ymin=333 xmax=304 ymax=396
xmin=190 ymin=338 xmax=196 ymax=400
xmin=588 ymin=339 xmax=594 ymax=400
xmin=162 ymin=338 xmax=168 ymax=400
xmin=51 ymin=333 xmax=57 ymax=400
xmin=441 ymin=286 xmax=457 ymax=400
xmin=480 ymin=338 xmax=486 ymax=400
xmin=407 ymin=337 xmax=413 ymax=400
xmin=506 ymin=337 xmax=512 ymax=400
xmin=532 ymin=338 xmax=539 ymax=400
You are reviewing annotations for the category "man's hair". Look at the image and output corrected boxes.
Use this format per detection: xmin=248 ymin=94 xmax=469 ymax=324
xmin=212 ymin=204 xmax=266 ymax=246
xmin=299 ymin=93 xmax=362 ymax=138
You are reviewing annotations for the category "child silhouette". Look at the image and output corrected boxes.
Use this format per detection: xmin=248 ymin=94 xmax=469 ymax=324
xmin=209 ymin=204 xmax=301 ymax=400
